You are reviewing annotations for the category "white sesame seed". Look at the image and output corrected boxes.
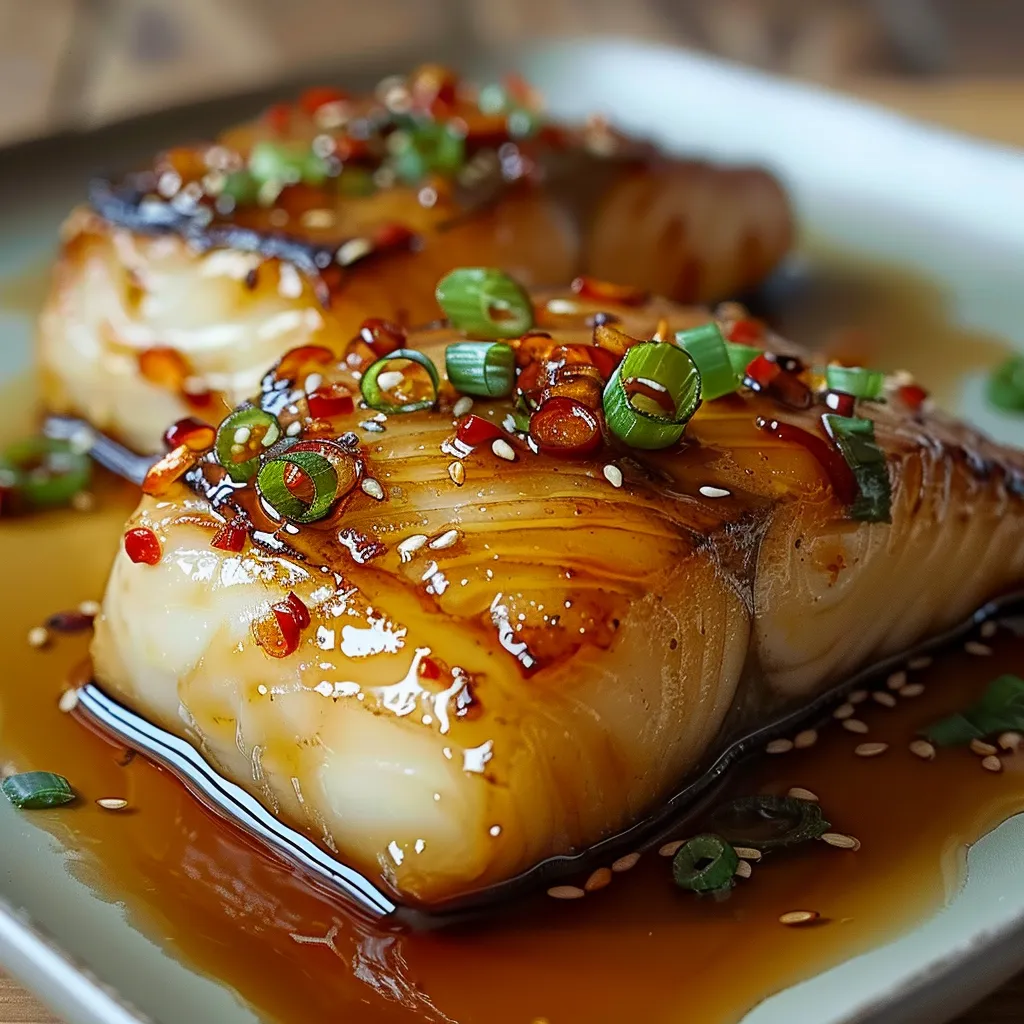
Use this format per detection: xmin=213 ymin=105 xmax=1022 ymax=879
xmin=361 ymin=478 xmax=385 ymax=501
xmin=908 ymin=656 xmax=933 ymax=670
xmin=584 ymin=867 xmax=613 ymax=892
xmin=909 ymin=739 xmax=936 ymax=760
xmin=794 ymin=729 xmax=818 ymax=749
xmin=998 ymin=731 xmax=1022 ymax=752
xmin=397 ymin=534 xmax=428 ymax=561
xmin=336 ymin=237 xmax=373 ymax=266
xmin=848 ymin=689 xmax=868 ymax=704
xmin=285 ymin=421 xmax=303 ymax=437
xmin=452 ymin=396 xmax=474 ymax=418
xmin=873 ymin=691 xmax=897 ymax=708
xmin=779 ymin=910 xmax=819 ymax=927
xmin=491 ymin=439 xmax=516 ymax=462
xmin=822 ymin=832 xmax=861 ymax=851
xmin=699 ymin=485 xmax=731 ymax=499
xmin=735 ymin=860 xmax=753 ymax=879
xmin=71 ymin=491 xmax=96 ymax=512
xmin=833 ymin=702 xmax=855 ymax=720
xmin=547 ymin=885 xmax=586 ymax=900
xmin=899 ymin=683 xmax=925 ymax=698
xmin=970 ymin=739 xmax=998 ymax=757
xmin=27 ymin=626 xmax=50 ymax=649
xmin=980 ymin=621 xmax=998 ymax=639
xmin=300 ymin=209 xmax=336 ymax=230
xmin=658 ymin=840 xmax=685 ymax=857
xmin=965 ymin=641 xmax=993 ymax=657
xmin=58 ymin=689 xmax=79 ymax=713
xmin=766 ymin=738 xmax=794 ymax=754
xmin=448 ymin=461 xmax=465 ymax=486
xmin=855 ymin=742 xmax=888 ymax=758
xmin=429 ymin=529 xmax=460 ymax=550
xmin=304 ymin=373 xmax=323 ymax=394
xmin=546 ymin=298 xmax=578 ymax=315
xmin=982 ymin=755 xmax=1003 ymax=773
xmin=787 ymin=787 xmax=819 ymax=802
xmin=611 ymin=852 xmax=641 ymax=873
xmin=734 ymin=847 xmax=763 ymax=861
xmin=843 ymin=719 xmax=869 ymax=734
xmin=886 ymin=671 xmax=907 ymax=690
xmin=96 ymin=798 xmax=128 ymax=811
xmin=603 ymin=464 xmax=623 ymax=488
xmin=68 ymin=425 xmax=96 ymax=455
xmin=376 ymin=370 xmax=405 ymax=392
xmin=78 ymin=600 xmax=101 ymax=617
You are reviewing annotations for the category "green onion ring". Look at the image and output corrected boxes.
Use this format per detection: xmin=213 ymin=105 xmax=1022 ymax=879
xmin=672 ymin=834 xmax=739 ymax=893
xmin=987 ymin=356 xmax=1024 ymax=413
xmin=2 ymin=771 xmax=75 ymax=809
xmin=256 ymin=448 xmax=340 ymax=523
xmin=725 ymin=342 xmax=762 ymax=378
xmin=0 ymin=438 xmax=91 ymax=509
xmin=825 ymin=365 xmax=885 ymax=401
xmin=706 ymin=795 xmax=831 ymax=851
xmin=214 ymin=407 xmax=282 ymax=482
xmin=360 ymin=349 xmax=440 ymax=413
xmin=674 ymin=323 xmax=741 ymax=401
xmin=445 ymin=341 xmax=516 ymax=398
xmin=924 ymin=674 xmax=1024 ymax=747
xmin=435 ymin=268 xmax=535 ymax=339
xmin=602 ymin=342 xmax=701 ymax=450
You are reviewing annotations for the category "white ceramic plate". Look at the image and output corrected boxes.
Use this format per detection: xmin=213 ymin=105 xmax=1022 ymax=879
xmin=1 ymin=38 xmax=1023 ymax=1024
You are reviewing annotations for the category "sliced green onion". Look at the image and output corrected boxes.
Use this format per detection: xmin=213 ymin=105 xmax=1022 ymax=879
xmin=445 ymin=342 xmax=515 ymax=398
xmin=0 ymin=438 xmax=91 ymax=510
xmin=725 ymin=342 xmax=761 ymax=377
xmin=214 ymin=407 xmax=282 ymax=482
xmin=822 ymin=414 xmax=892 ymax=523
xmin=672 ymin=834 xmax=739 ymax=894
xmin=435 ymin=268 xmax=534 ymax=339
xmin=390 ymin=123 xmax=465 ymax=184
xmin=257 ymin=448 xmax=339 ymax=523
xmin=248 ymin=141 xmax=330 ymax=188
xmin=603 ymin=342 xmax=701 ymax=450
xmin=360 ymin=350 xmax=440 ymax=413
xmin=674 ymin=323 xmax=740 ymax=401
xmin=2 ymin=771 xmax=75 ymax=809
xmin=825 ymin=365 xmax=885 ymax=401
xmin=924 ymin=674 xmax=1024 ymax=747
xmin=987 ymin=356 xmax=1024 ymax=413
xmin=707 ymin=795 xmax=831 ymax=851
xmin=219 ymin=170 xmax=259 ymax=205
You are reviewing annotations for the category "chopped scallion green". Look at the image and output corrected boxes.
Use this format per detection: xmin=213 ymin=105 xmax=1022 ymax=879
xmin=822 ymin=414 xmax=892 ymax=523
xmin=672 ymin=834 xmax=739 ymax=894
xmin=435 ymin=268 xmax=534 ymax=339
xmin=924 ymin=674 xmax=1024 ymax=747
xmin=445 ymin=342 xmax=516 ymax=398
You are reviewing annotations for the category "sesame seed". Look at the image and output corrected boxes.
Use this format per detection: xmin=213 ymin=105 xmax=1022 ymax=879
xmin=78 ymin=600 xmax=101 ymax=617
xmin=965 ymin=641 xmax=993 ymax=657
xmin=779 ymin=910 xmax=819 ymax=927
xmin=96 ymin=798 xmax=128 ymax=811
xmin=735 ymin=860 xmax=753 ymax=879
xmin=452 ymin=396 xmax=474 ymax=418
xmin=766 ymin=738 xmax=794 ymax=754
xmin=233 ymin=426 xmax=251 ymax=445
xmin=584 ymin=867 xmax=613 ymax=892
xmin=71 ymin=491 xmax=96 ymax=512
xmin=822 ymin=832 xmax=861 ymax=851
xmin=68 ymin=425 xmax=96 ymax=455
xmin=376 ymin=370 xmax=405 ymax=392
xmin=855 ymin=742 xmax=888 ymax=758
xmin=397 ymin=534 xmax=428 ymax=561
xmin=998 ymin=731 xmax=1022 ymax=752
xmin=886 ymin=671 xmax=907 ymax=690
xmin=980 ymin=621 xmax=998 ymax=639
xmin=336 ymin=238 xmax=373 ymax=266
xmin=982 ymin=755 xmax=1003 ymax=773
xmin=658 ymin=840 xmax=685 ymax=858
xmin=429 ymin=529 xmax=460 ymax=550
xmin=833 ymin=702 xmax=855 ymax=720
xmin=361 ymin=479 xmax=385 ymax=501
xmin=908 ymin=656 xmax=933 ymax=670
xmin=603 ymin=464 xmax=623 ymax=488
xmin=58 ymin=689 xmax=79 ymax=713
xmin=491 ymin=439 xmax=516 ymax=462
xmin=873 ymin=691 xmax=897 ymax=708
xmin=787 ymin=787 xmax=819 ymax=802
xmin=699 ymin=485 xmax=731 ymax=499
xmin=300 ymin=209 xmax=336 ymax=230
xmin=842 ymin=719 xmax=869 ymax=734
xmin=448 ymin=461 xmax=465 ymax=486
xmin=547 ymin=885 xmax=586 ymax=900
xmin=27 ymin=626 xmax=50 ymax=649
xmin=794 ymin=729 xmax=818 ymax=749
xmin=611 ymin=852 xmax=641 ymax=873
xmin=970 ymin=739 xmax=998 ymax=757
xmin=733 ymin=847 xmax=763 ymax=861
xmin=285 ymin=421 xmax=303 ymax=437
xmin=848 ymin=689 xmax=868 ymax=704
xmin=304 ymin=373 xmax=323 ymax=394
xmin=899 ymin=683 xmax=925 ymax=698
xmin=909 ymin=739 xmax=936 ymax=760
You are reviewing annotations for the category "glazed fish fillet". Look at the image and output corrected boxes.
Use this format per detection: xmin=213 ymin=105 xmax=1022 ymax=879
xmin=38 ymin=66 xmax=791 ymax=453
xmin=91 ymin=285 xmax=1024 ymax=908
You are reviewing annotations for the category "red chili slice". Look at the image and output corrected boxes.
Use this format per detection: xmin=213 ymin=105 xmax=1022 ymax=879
xmin=163 ymin=417 xmax=216 ymax=452
xmin=124 ymin=527 xmax=161 ymax=565
xmin=281 ymin=591 xmax=311 ymax=630
xmin=307 ymin=383 xmax=354 ymax=419
xmin=898 ymin=383 xmax=929 ymax=412
xmin=358 ymin=319 xmax=406 ymax=357
xmin=727 ymin=319 xmax=764 ymax=344
xmin=825 ymin=391 xmax=857 ymax=417
xmin=211 ymin=520 xmax=247 ymax=553
xmin=372 ymin=223 xmax=417 ymax=252
xmin=264 ymin=103 xmax=292 ymax=134
xmin=529 ymin=397 xmax=602 ymax=458
xmin=456 ymin=414 xmax=507 ymax=448
xmin=418 ymin=655 xmax=442 ymax=680
xmin=298 ymin=86 xmax=348 ymax=117
xmin=744 ymin=353 xmax=781 ymax=392
xmin=274 ymin=345 xmax=336 ymax=383
xmin=142 ymin=444 xmax=200 ymax=497
xmin=571 ymin=276 xmax=649 ymax=307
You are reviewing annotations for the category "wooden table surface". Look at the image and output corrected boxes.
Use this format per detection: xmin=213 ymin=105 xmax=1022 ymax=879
xmin=2 ymin=62 xmax=1024 ymax=1024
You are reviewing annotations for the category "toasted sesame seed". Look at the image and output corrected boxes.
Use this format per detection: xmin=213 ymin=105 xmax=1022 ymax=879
xmin=982 ymin=755 xmax=1003 ymax=773
xmin=822 ymin=832 xmax=861 ymax=851
xmin=658 ymin=840 xmax=685 ymax=858
xmin=766 ymin=738 xmax=794 ymax=754
xmin=361 ymin=478 xmax=385 ymax=501
xmin=58 ymin=689 xmax=79 ymax=713
xmin=429 ymin=529 xmax=460 ymax=550
xmin=27 ymin=626 xmax=50 ymax=649
xmin=452 ymin=396 xmax=474 ymax=418
xmin=603 ymin=464 xmax=623 ymax=488
xmin=584 ymin=867 xmax=613 ymax=892
xmin=699 ymin=485 xmax=731 ymax=499
xmin=843 ymin=719 xmax=869 ymax=734
xmin=909 ymin=739 xmax=936 ymax=760
xmin=787 ymin=787 xmax=819 ymax=802
xmin=965 ymin=641 xmax=993 ymax=657
xmin=848 ymin=689 xmax=868 ymax=704
xmin=232 ymin=425 xmax=251 ymax=445
xmin=303 ymin=373 xmax=323 ymax=394
xmin=96 ymin=798 xmax=128 ymax=811
xmin=980 ymin=621 xmax=998 ymax=639
xmin=735 ymin=860 xmax=753 ymax=879
xmin=855 ymin=742 xmax=888 ymax=757
xmin=397 ymin=534 xmax=427 ymax=561
xmin=886 ymin=671 xmax=907 ymax=690
xmin=300 ymin=208 xmax=336 ymax=230
xmin=448 ymin=461 xmax=465 ymax=486
xmin=376 ymin=370 xmax=405 ymax=392
xmin=71 ymin=491 xmax=96 ymax=512
xmin=794 ymin=729 xmax=818 ymax=749
xmin=78 ymin=600 xmax=101 ymax=617
xmin=779 ymin=910 xmax=819 ymax=927
xmin=491 ymin=438 xmax=516 ymax=462
xmin=899 ymin=683 xmax=925 ymax=698
xmin=998 ymin=731 xmax=1022 ymax=752
xmin=285 ymin=421 xmax=303 ymax=437
xmin=908 ymin=656 xmax=933 ymax=670
xmin=336 ymin=237 xmax=373 ymax=266
xmin=873 ymin=691 xmax=897 ymax=708
xmin=547 ymin=885 xmax=586 ymax=900
xmin=833 ymin=702 xmax=855 ymax=720
xmin=733 ymin=847 xmax=763 ymax=861
xmin=611 ymin=852 xmax=641 ymax=873
xmin=970 ymin=739 xmax=998 ymax=757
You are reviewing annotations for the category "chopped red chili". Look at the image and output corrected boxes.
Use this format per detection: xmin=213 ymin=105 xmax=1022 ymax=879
xmin=358 ymin=318 xmax=405 ymax=357
xmin=529 ymin=397 xmax=602 ymax=457
xmin=372 ymin=223 xmax=416 ymax=251
xmin=727 ymin=319 xmax=764 ymax=345
xmin=418 ymin=655 xmax=442 ymax=680
xmin=456 ymin=414 xmax=507 ymax=447
xmin=898 ymin=383 xmax=929 ymax=412
xmin=571 ymin=276 xmax=649 ymax=307
xmin=211 ymin=520 xmax=247 ymax=553
xmin=274 ymin=345 xmax=336 ymax=383
xmin=825 ymin=391 xmax=857 ymax=417
xmin=307 ymin=383 xmax=354 ymax=419
xmin=744 ymin=353 xmax=780 ymax=392
xmin=124 ymin=527 xmax=161 ymax=566
xmin=298 ymin=86 xmax=348 ymax=117
xmin=163 ymin=417 xmax=216 ymax=452
xmin=263 ymin=102 xmax=292 ymax=134
xmin=280 ymin=591 xmax=311 ymax=630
